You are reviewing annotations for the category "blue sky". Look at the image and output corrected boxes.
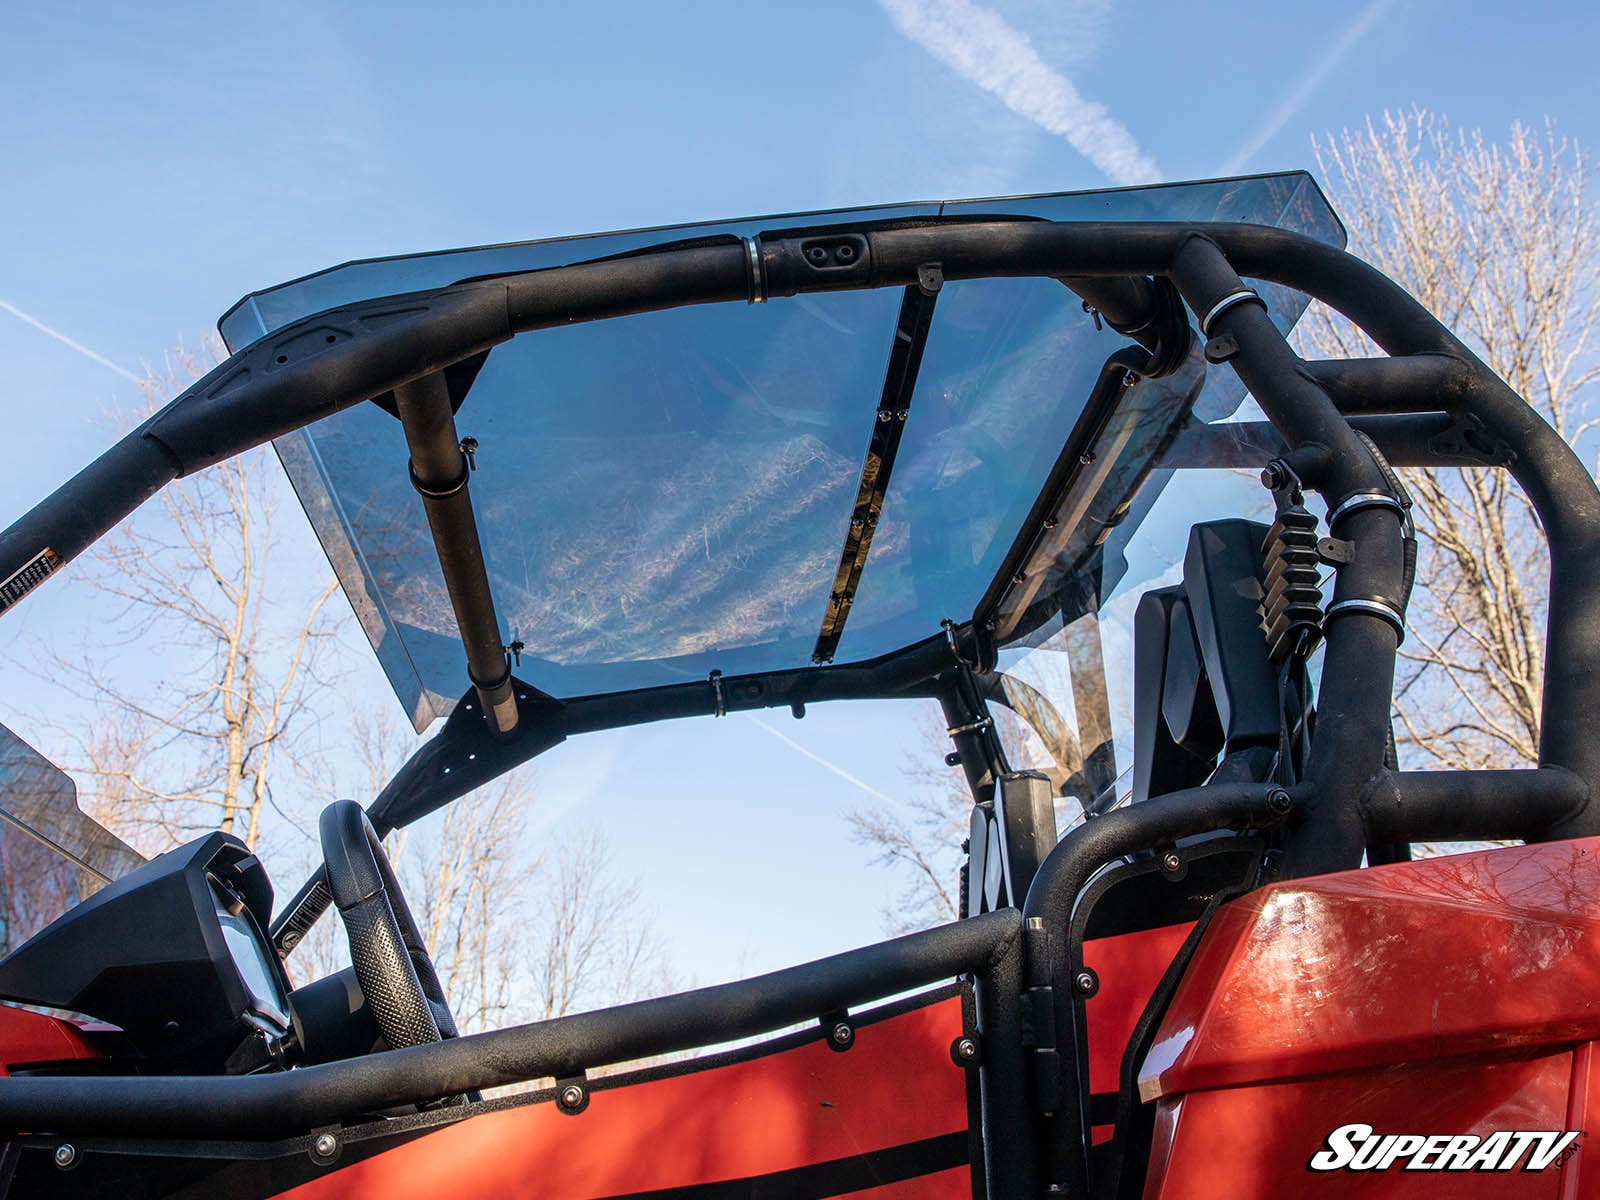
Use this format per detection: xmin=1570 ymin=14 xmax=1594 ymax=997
xmin=3 ymin=0 xmax=1597 ymax=984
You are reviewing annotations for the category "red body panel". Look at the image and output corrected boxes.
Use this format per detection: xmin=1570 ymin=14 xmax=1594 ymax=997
xmin=1141 ymin=838 xmax=1600 ymax=1198
xmin=0 ymin=1001 xmax=100 ymax=1074
xmin=1082 ymin=921 xmax=1194 ymax=1143
xmin=276 ymin=993 xmax=970 ymax=1199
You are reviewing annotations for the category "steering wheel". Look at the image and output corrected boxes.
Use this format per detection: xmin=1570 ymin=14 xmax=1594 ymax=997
xmin=319 ymin=800 xmax=461 ymax=1051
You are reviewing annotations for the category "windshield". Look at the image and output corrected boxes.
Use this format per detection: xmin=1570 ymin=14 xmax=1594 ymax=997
xmin=221 ymin=173 xmax=1342 ymax=729
xmin=0 ymin=722 xmax=144 ymax=957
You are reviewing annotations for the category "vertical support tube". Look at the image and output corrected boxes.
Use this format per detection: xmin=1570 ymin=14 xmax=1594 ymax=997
xmin=392 ymin=372 xmax=519 ymax=736
xmin=1171 ymin=235 xmax=1407 ymax=876
xmin=974 ymin=916 xmax=1036 ymax=1198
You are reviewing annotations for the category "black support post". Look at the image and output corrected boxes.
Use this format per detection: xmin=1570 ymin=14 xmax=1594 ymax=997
xmin=392 ymin=371 xmax=519 ymax=736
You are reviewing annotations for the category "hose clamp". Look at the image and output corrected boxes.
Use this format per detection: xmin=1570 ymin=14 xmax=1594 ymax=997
xmin=744 ymin=237 xmax=766 ymax=305
xmin=408 ymin=454 xmax=471 ymax=499
xmin=1324 ymin=597 xmax=1406 ymax=644
xmin=1326 ymin=490 xmax=1406 ymax=529
xmin=1199 ymin=288 xmax=1264 ymax=336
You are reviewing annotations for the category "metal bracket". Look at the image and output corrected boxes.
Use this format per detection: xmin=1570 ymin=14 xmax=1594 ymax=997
xmin=947 ymin=716 xmax=993 ymax=738
xmin=1325 ymin=596 xmax=1406 ymax=643
xmin=1315 ymin=536 xmax=1355 ymax=566
xmin=408 ymin=453 xmax=471 ymax=499
xmin=744 ymin=236 xmax=766 ymax=304
xmin=1199 ymin=288 xmax=1265 ymax=336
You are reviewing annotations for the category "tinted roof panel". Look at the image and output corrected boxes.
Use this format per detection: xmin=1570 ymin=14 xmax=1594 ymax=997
xmin=222 ymin=175 xmax=1343 ymax=727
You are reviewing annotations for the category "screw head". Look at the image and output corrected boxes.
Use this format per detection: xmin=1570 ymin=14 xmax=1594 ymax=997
xmin=53 ymin=1144 xmax=76 ymax=1169
xmin=830 ymin=1022 xmax=854 ymax=1046
xmin=956 ymin=1037 xmax=978 ymax=1061
xmin=313 ymin=1133 xmax=338 ymax=1159
xmin=1266 ymin=787 xmax=1294 ymax=816
xmin=1074 ymin=969 xmax=1098 ymax=997
xmin=1161 ymin=851 xmax=1182 ymax=872
xmin=559 ymin=1084 xmax=585 ymax=1109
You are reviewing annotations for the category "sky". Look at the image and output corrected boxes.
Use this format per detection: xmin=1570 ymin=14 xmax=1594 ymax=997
xmin=2 ymin=0 xmax=1598 ymax=988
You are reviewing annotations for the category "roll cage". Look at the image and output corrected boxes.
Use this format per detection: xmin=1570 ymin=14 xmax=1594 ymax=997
xmin=0 ymin=184 xmax=1596 ymax=1198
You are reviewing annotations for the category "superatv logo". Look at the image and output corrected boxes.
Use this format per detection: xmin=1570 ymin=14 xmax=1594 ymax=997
xmin=1309 ymin=1124 xmax=1581 ymax=1172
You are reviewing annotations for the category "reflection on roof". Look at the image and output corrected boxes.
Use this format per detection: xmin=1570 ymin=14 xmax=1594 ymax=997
xmin=221 ymin=175 xmax=1343 ymax=728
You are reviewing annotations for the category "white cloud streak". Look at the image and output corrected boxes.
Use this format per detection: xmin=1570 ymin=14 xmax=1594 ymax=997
xmin=1219 ymin=0 xmax=1399 ymax=175
xmin=744 ymin=716 xmax=897 ymax=804
xmin=878 ymin=0 xmax=1162 ymax=186
xmin=0 ymin=297 xmax=143 ymax=385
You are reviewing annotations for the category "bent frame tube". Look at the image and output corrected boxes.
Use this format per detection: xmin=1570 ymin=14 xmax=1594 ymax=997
xmin=3 ymin=217 xmax=1592 ymax=819
xmin=0 ymin=909 xmax=1020 ymax=1141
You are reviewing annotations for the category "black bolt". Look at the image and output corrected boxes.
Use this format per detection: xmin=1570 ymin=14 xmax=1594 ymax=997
xmin=1266 ymin=787 xmax=1294 ymax=816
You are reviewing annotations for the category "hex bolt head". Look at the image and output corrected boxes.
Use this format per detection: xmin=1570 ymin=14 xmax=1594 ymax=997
xmin=313 ymin=1133 xmax=338 ymax=1159
xmin=956 ymin=1037 xmax=978 ymax=1061
xmin=53 ymin=1144 xmax=76 ymax=1170
xmin=830 ymin=1022 xmax=854 ymax=1047
xmin=559 ymin=1084 xmax=585 ymax=1109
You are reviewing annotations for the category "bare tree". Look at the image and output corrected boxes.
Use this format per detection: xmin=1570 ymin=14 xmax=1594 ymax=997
xmin=1301 ymin=109 xmax=1600 ymax=770
xmin=530 ymin=830 xmax=673 ymax=1020
xmin=42 ymin=342 xmax=340 ymax=853
xmin=411 ymin=775 xmax=543 ymax=1034
xmin=848 ymin=706 xmax=970 ymax=932
xmin=850 ymin=674 xmax=1068 ymax=933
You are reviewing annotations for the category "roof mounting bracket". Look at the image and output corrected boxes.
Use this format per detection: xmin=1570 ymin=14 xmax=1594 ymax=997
xmin=811 ymin=282 xmax=941 ymax=664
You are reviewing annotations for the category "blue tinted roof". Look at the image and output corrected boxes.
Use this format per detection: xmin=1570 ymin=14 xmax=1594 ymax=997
xmin=222 ymin=174 xmax=1343 ymax=728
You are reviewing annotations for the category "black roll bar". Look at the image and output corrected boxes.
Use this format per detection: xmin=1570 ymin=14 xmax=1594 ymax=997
xmin=0 ymin=910 xmax=1021 ymax=1155
xmin=392 ymin=371 xmax=519 ymax=735
xmin=3 ymin=215 xmax=1597 ymax=842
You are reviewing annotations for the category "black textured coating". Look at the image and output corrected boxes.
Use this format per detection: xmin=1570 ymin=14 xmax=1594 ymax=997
xmin=319 ymin=801 xmax=458 ymax=1054
xmin=344 ymin=894 xmax=442 ymax=1050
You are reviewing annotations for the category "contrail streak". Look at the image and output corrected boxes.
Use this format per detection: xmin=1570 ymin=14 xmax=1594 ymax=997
xmin=0 ymin=297 xmax=144 ymax=385
xmin=744 ymin=716 xmax=897 ymax=804
xmin=1219 ymin=0 xmax=1399 ymax=175
xmin=879 ymin=0 xmax=1162 ymax=186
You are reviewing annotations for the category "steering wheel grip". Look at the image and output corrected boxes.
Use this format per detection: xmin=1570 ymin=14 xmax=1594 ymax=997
xmin=319 ymin=800 xmax=461 ymax=1052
